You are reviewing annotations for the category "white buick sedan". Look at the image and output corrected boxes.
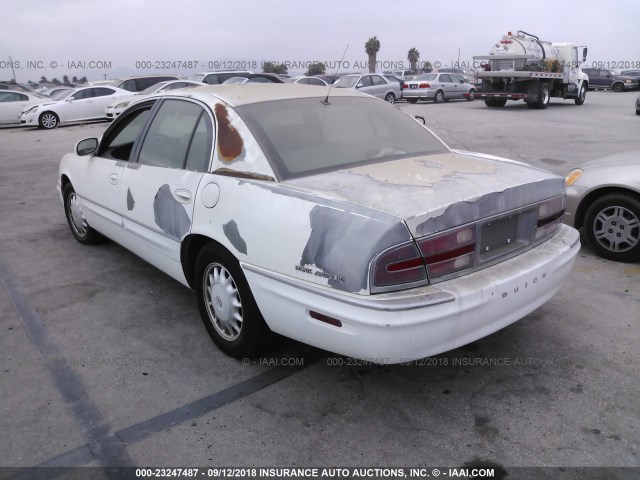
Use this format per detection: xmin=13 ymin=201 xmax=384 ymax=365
xmin=58 ymin=85 xmax=579 ymax=363
xmin=20 ymin=86 xmax=134 ymax=128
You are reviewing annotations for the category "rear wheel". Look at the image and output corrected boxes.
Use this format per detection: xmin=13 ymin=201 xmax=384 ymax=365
xmin=484 ymin=98 xmax=507 ymax=107
xmin=583 ymin=193 xmax=640 ymax=262
xmin=62 ymin=184 xmax=102 ymax=244
xmin=39 ymin=111 xmax=59 ymax=129
xmin=433 ymin=90 xmax=445 ymax=103
xmin=384 ymin=92 xmax=395 ymax=104
xmin=195 ymin=244 xmax=271 ymax=358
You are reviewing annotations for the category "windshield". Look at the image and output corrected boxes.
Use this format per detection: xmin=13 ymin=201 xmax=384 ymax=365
xmin=236 ymin=96 xmax=448 ymax=180
xmin=334 ymin=76 xmax=359 ymax=88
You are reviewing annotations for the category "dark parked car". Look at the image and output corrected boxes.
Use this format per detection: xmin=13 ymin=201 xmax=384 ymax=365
xmin=621 ymin=70 xmax=640 ymax=79
xmin=582 ymin=68 xmax=639 ymax=92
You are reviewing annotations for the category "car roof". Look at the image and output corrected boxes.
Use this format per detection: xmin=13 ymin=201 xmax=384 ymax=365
xmin=152 ymin=83 xmax=359 ymax=107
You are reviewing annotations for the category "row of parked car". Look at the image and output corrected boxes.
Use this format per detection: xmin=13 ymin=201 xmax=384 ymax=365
xmin=0 ymin=69 xmax=484 ymax=129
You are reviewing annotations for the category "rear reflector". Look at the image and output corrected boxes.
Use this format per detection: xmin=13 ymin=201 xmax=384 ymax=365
xmin=310 ymin=311 xmax=342 ymax=327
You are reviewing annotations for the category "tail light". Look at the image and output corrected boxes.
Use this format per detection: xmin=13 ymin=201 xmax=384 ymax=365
xmin=402 ymin=83 xmax=408 ymax=89
xmin=372 ymin=242 xmax=426 ymax=287
xmin=419 ymin=83 xmax=430 ymax=89
xmin=535 ymin=196 xmax=565 ymax=240
xmin=418 ymin=226 xmax=476 ymax=279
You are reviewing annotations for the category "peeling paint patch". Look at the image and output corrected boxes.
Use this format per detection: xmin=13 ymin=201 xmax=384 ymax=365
xmin=301 ymin=206 xmax=409 ymax=292
xmin=223 ymin=220 xmax=248 ymax=255
xmin=126 ymin=188 xmax=135 ymax=211
xmin=153 ymin=184 xmax=191 ymax=240
xmin=215 ymin=103 xmax=244 ymax=162
xmin=347 ymin=154 xmax=497 ymax=187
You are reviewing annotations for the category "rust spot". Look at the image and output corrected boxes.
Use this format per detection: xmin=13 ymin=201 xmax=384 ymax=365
xmin=214 ymin=103 xmax=243 ymax=162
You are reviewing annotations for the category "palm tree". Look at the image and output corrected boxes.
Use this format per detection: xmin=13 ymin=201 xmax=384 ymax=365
xmin=407 ymin=48 xmax=420 ymax=72
xmin=365 ymin=36 xmax=380 ymax=73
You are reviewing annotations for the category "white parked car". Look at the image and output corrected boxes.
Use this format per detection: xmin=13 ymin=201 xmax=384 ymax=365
xmin=334 ymin=74 xmax=400 ymax=104
xmin=105 ymin=80 xmax=205 ymax=119
xmin=20 ymin=86 xmax=134 ymax=129
xmin=284 ymin=76 xmax=329 ymax=86
xmin=58 ymin=85 xmax=579 ymax=363
xmin=0 ymin=90 xmax=46 ymax=125
xmin=403 ymin=73 xmax=477 ymax=103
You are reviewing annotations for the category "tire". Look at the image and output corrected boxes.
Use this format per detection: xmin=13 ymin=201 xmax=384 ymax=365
xmin=406 ymin=98 xmax=418 ymax=104
xmin=575 ymin=84 xmax=587 ymax=105
xmin=612 ymin=83 xmax=624 ymax=93
xmin=62 ymin=184 xmax=102 ymax=245
xmin=484 ymin=98 xmax=507 ymax=108
xmin=39 ymin=111 xmax=59 ymax=129
xmin=583 ymin=193 xmax=640 ymax=262
xmin=384 ymin=92 xmax=395 ymax=104
xmin=195 ymin=244 xmax=270 ymax=358
xmin=538 ymin=82 xmax=550 ymax=109
xmin=466 ymin=89 xmax=475 ymax=101
xmin=433 ymin=90 xmax=445 ymax=103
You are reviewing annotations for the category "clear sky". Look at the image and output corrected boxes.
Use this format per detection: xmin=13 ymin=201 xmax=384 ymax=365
xmin=2 ymin=0 xmax=638 ymax=83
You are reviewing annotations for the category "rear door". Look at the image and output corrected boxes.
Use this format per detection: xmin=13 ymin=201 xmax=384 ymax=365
xmin=119 ymin=98 xmax=214 ymax=283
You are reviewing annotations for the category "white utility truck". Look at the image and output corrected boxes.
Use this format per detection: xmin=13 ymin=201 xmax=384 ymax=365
xmin=474 ymin=30 xmax=588 ymax=109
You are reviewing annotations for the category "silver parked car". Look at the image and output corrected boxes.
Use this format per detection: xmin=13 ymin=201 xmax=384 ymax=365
xmin=334 ymin=74 xmax=400 ymax=104
xmin=564 ymin=151 xmax=640 ymax=262
xmin=403 ymin=73 xmax=476 ymax=103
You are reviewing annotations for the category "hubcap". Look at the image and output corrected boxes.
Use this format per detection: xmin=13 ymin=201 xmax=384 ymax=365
xmin=42 ymin=113 xmax=56 ymax=128
xmin=68 ymin=193 xmax=88 ymax=236
xmin=542 ymin=88 xmax=550 ymax=104
xmin=203 ymin=263 xmax=243 ymax=341
xmin=593 ymin=205 xmax=640 ymax=253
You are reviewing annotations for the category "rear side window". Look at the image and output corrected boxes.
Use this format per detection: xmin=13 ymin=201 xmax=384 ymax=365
xmin=138 ymin=99 xmax=212 ymax=171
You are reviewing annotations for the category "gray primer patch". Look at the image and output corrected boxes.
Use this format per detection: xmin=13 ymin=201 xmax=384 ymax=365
xmin=126 ymin=188 xmax=135 ymax=211
xmin=415 ymin=178 xmax=564 ymax=236
xmin=153 ymin=184 xmax=191 ymax=240
xmin=223 ymin=220 xmax=248 ymax=255
xmin=301 ymin=205 xmax=410 ymax=292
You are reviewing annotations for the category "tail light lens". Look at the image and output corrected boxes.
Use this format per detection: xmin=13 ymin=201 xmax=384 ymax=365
xmin=402 ymin=83 xmax=408 ymax=89
xmin=535 ymin=196 xmax=565 ymax=240
xmin=418 ymin=226 xmax=476 ymax=279
xmin=372 ymin=242 xmax=426 ymax=287
xmin=419 ymin=83 xmax=430 ymax=89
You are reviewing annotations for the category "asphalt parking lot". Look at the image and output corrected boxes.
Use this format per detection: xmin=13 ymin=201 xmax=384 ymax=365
xmin=0 ymin=90 xmax=638 ymax=480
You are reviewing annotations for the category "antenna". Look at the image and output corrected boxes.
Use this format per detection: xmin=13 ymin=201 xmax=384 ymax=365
xmin=322 ymin=44 xmax=349 ymax=105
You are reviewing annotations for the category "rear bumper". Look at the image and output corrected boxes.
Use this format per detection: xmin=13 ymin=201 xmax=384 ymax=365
xmin=243 ymin=225 xmax=580 ymax=363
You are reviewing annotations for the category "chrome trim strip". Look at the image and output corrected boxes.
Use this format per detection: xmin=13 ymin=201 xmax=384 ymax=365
xmin=241 ymin=264 xmax=455 ymax=312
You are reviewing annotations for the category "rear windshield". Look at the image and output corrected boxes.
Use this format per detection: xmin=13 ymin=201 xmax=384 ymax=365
xmin=412 ymin=74 xmax=437 ymax=81
xmin=235 ymin=96 xmax=448 ymax=180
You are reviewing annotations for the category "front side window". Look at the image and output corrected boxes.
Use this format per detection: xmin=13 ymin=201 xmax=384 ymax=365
xmin=138 ymin=99 xmax=212 ymax=171
xmin=98 ymin=103 xmax=155 ymax=161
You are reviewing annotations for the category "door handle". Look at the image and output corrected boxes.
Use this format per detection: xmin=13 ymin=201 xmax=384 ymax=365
xmin=108 ymin=173 xmax=119 ymax=185
xmin=173 ymin=189 xmax=192 ymax=204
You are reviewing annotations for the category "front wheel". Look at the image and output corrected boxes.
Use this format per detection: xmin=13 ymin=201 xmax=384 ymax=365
xmin=583 ymin=193 xmax=640 ymax=262
xmin=39 ymin=111 xmax=59 ymax=129
xmin=612 ymin=83 xmax=624 ymax=93
xmin=433 ymin=90 xmax=445 ymax=103
xmin=63 ymin=184 xmax=102 ymax=244
xmin=575 ymin=84 xmax=587 ymax=105
xmin=384 ymin=92 xmax=395 ymax=104
xmin=466 ymin=89 xmax=475 ymax=101
xmin=195 ymin=244 xmax=271 ymax=358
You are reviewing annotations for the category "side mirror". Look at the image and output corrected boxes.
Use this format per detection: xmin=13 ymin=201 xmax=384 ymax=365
xmin=414 ymin=115 xmax=426 ymax=125
xmin=582 ymin=47 xmax=588 ymax=62
xmin=66 ymin=97 xmax=74 ymax=102
xmin=356 ymin=83 xmax=363 ymax=89
xmin=76 ymin=138 xmax=98 ymax=156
